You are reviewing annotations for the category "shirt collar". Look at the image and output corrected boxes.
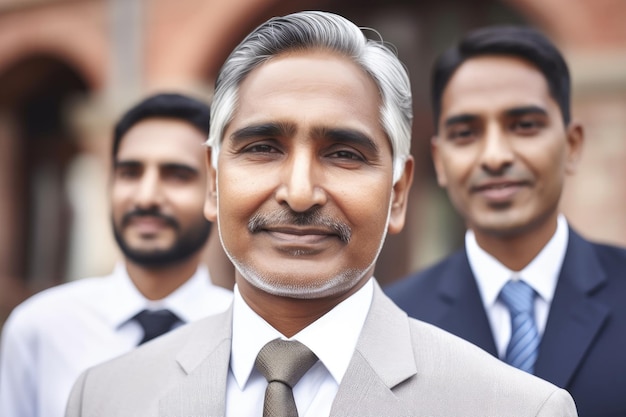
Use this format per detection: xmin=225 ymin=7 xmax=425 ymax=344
xmin=230 ymin=278 xmax=374 ymax=390
xmin=467 ymin=214 xmax=569 ymax=307
xmin=99 ymin=262 xmax=213 ymax=328
xmin=149 ymin=264 xmax=217 ymax=323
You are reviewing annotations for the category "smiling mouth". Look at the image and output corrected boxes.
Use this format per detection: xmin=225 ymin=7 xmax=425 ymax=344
xmin=255 ymin=226 xmax=344 ymax=256
xmin=264 ymin=226 xmax=338 ymax=242
xmin=472 ymin=181 xmax=528 ymax=202
xmin=126 ymin=216 xmax=171 ymax=235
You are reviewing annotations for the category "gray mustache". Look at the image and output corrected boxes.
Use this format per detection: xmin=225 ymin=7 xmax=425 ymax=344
xmin=248 ymin=208 xmax=352 ymax=243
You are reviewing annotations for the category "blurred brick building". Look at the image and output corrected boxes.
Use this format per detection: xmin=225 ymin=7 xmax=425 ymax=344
xmin=1 ymin=0 xmax=625 ymax=324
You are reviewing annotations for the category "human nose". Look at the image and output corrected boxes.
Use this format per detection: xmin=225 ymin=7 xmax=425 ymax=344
xmin=480 ymin=124 xmax=514 ymax=174
xmin=134 ymin=170 xmax=162 ymax=209
xmin=274 ymin=152 xmax=327 ymax=212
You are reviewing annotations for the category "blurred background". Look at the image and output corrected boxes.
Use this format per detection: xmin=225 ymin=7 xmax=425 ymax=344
xmin=1 ymin=0 xmax=625 ymax=327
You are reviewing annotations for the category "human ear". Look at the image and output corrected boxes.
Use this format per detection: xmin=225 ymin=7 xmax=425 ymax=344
xmin=565 ymin=123 xmax=584 ymax=175
xmin=431 ymin=135 xmax=448 ymax=187
xmin=387 ymin=155 xmax=414 ymax=235
xmin=203 ymin=147 xmax=218 ymax=222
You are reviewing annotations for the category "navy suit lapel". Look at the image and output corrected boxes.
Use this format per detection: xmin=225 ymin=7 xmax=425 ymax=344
xmin=436 ymin=250 xmax=498 ymax=357
xmin=534 ymin=229 xmax=609 ymax=388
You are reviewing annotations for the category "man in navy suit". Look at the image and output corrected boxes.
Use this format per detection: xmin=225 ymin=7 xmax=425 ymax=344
xmin=386 ymin=25 xmax=626 ymax=417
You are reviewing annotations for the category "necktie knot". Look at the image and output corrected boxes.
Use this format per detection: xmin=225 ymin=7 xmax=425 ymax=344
xmin=133 ymin=309 xmax=181 ymax=345
xmin=255 ymin=339 xmax=318 ymax=388
xmin=499 ymin=279 xmax=535 ymax=316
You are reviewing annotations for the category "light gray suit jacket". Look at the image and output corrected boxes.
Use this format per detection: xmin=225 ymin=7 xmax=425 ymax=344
xmin=66 ymin=282 xmax=577 ymax=416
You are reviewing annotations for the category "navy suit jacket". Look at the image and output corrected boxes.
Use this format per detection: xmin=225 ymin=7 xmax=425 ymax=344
xmin=385 ymin=228 xmax=626 ymax=417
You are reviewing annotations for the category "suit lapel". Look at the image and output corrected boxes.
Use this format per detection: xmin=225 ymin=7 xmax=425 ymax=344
xmin=435 ymin=251 xmax=498 ymax=356
xmin=535 ymin=229 xmax=609 ymax=387
xmin=156 ymin=260 xmax=605 ymax=416
xmin=331 ymin=282 xmax=414 ymax=416
xmin=159 ymin=306 xmax=233 ymax=416
xmin=159 ymin=285 xmax=417 ymax=416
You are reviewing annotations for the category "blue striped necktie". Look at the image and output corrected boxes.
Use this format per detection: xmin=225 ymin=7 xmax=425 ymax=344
xmin=499 ymin=280 xmax=540 ymax=374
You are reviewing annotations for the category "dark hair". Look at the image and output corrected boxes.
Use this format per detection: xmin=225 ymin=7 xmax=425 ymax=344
xmin=431 ymin=25 xmax=571 ymax=132
xmin=112 ymin=93 xmax=210 ymax=159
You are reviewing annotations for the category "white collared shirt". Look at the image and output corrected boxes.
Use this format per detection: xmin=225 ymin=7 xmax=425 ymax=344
xmin=0 ymin=262 xmax=233 ymax=417
xmin=466 ymin=215 xmax=569 ymax=358
xmin=226 ymin=278 xmax=374 ymax=417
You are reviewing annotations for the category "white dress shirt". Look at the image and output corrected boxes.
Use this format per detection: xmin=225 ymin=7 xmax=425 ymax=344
xmin=226 ymin=278 xmax=374 ymax=417
xmin=0 ymin=262 xmax=233 ymax=417
xmin=466 ymin=214 xmax=569 ymax=358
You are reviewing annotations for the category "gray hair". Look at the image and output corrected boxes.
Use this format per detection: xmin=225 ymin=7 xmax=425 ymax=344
xmin=207 ymin=10 xmax=412 ymax=183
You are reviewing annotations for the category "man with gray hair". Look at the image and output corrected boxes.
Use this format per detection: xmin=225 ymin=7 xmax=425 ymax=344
xmin=66 ymin=11 xmax=577 ymax=416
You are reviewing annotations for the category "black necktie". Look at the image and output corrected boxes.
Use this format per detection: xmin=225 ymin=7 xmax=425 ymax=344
xmin=133 ymin=309 xmax=181 ymax=345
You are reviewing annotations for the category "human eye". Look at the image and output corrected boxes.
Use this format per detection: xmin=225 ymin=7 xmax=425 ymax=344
xmin=242 ymin=143 xmax=280 ymax=154
xmin=163 ymin=166 xmax=196 ymax=182
xmin=114 ymin=163 xmax=141 ymax=179
xmin=327 ymin=149 xmax=365 ymax=162
xmin=236 ymin=140 xmax=284 ymax=162
xmin=446 ymin=124 xmax=477 ymax=144
xmin=510 ymin=117 xmax=545 ymax=136
xmin=319 ymin=128 xmax=378 ymax=166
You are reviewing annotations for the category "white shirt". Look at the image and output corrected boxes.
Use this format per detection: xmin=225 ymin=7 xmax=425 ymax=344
xmin=226 ymin=278 xmax=374 ymax=417
xmin=466 ymin=214 xmax=569 ymax=358
xmin=0 ymin=262 xmax=233 ymax=417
